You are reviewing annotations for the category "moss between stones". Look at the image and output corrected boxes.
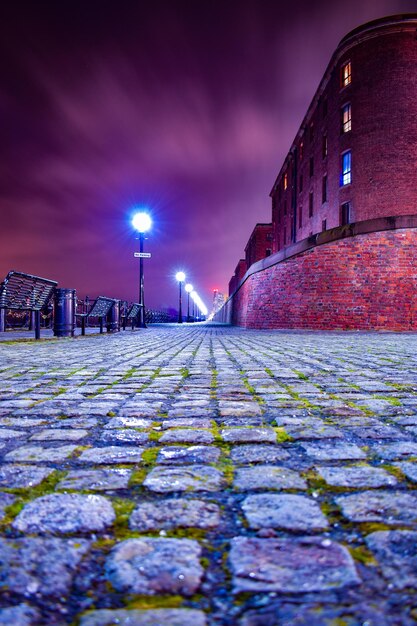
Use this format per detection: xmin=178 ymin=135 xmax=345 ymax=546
xmin=124 ymin=594 xmax=184 ymax=609
xmin=348 ymin=545 xmax=377 ymax=566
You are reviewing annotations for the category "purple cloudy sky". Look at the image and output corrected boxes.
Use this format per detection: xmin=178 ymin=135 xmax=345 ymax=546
xmin=0 ymin=0 xmax=415 ymax=310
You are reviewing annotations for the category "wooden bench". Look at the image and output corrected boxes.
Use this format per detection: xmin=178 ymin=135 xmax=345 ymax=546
xmin=122 ymin=302 xmax=142 ymax=330
xmin=0 ymin=271 xmax=57 ymax=339
xmin=76 ymin=296 xmax=118 ymax=335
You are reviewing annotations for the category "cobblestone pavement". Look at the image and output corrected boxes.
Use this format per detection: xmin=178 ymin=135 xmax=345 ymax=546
xmin=0 ymin=324 xmax=417 ymax=626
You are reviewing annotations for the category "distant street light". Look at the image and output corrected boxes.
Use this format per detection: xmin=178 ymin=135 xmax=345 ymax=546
xmin=185 ymin=283 xmax=193 ymax=322
xmin=175 ymin=271 xmax=186 ymax=323
xmin=132 ymin=211 xmax=152 ymax=328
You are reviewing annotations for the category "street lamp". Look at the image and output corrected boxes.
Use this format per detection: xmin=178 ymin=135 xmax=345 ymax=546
xmin=132 ymin=211 xmax=152 ymax=328
xmin=175 ymin=271 xmax=186 ymax=323
xmin=185 ymin=283 xmax=193 ymax=322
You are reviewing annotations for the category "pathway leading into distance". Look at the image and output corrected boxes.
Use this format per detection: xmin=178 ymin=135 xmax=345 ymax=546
xmin=0 ymin=323 xmax=416 ymax=626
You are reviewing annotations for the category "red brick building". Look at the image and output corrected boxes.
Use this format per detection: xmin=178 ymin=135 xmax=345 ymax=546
xmin=245 ymin=223 xmax=274 ymax=269
xmin=219 ymin=15 xmax=417 ymax=330
xmin=228 ymin=259 xmax=247 ymax=296
xmin=271 ymin=13 xmax=417 ymax=250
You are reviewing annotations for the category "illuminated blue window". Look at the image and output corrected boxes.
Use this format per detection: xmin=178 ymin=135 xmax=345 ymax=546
xmin=341 ymin=151 xmax=351 ymax=186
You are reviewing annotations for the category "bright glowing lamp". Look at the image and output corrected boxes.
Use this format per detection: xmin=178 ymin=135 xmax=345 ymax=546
xmin=175 ymin=271 xmax=186 ymax=282
xmin=132 ymin=212 xmax=152 ymax=233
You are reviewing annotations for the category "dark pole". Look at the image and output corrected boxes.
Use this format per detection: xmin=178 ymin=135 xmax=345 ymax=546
xmin=138 ymin=232 xmax=146 ymax=328
xmin=187 ymin=291 xmax=190 ymax=322
xmin=178 ymin=281 xmax=183 ymax=323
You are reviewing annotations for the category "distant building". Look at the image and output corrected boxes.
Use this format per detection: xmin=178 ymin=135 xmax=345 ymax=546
xmin=211 ymin=289 xmax=226 ymax=318
xmin=228 ymin=259 xmax=247 ymax=296
xmin=218 ymin=15 xmax=417 ymax=330
xmin=245 ymin=223 xmax=273 ymax=269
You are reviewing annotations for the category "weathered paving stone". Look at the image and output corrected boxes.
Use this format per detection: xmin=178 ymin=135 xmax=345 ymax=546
xmin=316 ymin=465 xmax=398 ymax=488
xmin=79 ymin=608 xmax=207 ymax=626
xmin=0 ymin=464 xmax=54 ymax=488
xmin=0 ymin=603 xmax=40 ymax=626
xmin=0 ymin=428 xmax=27 ymax=439
xmin=234 ymin=466 xmax=307 ymax=490
xmin=218 ymin=402 xmax=262 ymax=417
xmin=57 ymin=468 xmax=132 ymax=491
xmin=394 ymin=461 xmax=417 ymax=483
xmin=161 ymin=418 xmax=212 ymax=429
xmin=0 ymin=537 xmax=90 ymax=596
xmin=284 ymin=422 xmax=343 ymax=440
xmin=144 ymin=466 xmax=224 ymax=492
xmin=300 ymin=441 xmax=366 ymax=461
xmin=105 ymin=538 xmax=203 ymax=594
xmin=0 ymin=492 xmax=15 ymax=520
xmin=239 ymin=603 xmax=393 ymax=626
xmin=105 ymin=417 xmax=152 ymax=428
xmin=365 ymin=530 xmax=417 ymax=589
xmin=371 ymin=441 xmax=417 ymax=460
xmin=99 ymin=429 xmax=149 ymax=443
xmin=129 ymin=498 xmax=220 ymax=531
xmin=29 ymin=428 xmax=89 ymax=441
xmin=347 ymin=424 xmax=406 ymax=440
xmin=78 ymin=446 xmax=144 ymax=464
xmin=230 ymin=444 xmax=290 ymax=464
xmin=336 ymin=491 xmax=417 ymax=525
xmin=12 ymin=493 xmax=115 ymax=533
xmin=229 ymin=536 xmax=360 ymax=592
xmin=157 ymin=445 xmax=221 ymax=465
xmin=159 ymin=429 xmax=214 ymax=444
xmin=4 ymin=444 xmax=78 ymax=462
xmin=221 ymin=427 xmax=276 ymax=443
xmin=242 ymin=494 xmax=328 ymax=530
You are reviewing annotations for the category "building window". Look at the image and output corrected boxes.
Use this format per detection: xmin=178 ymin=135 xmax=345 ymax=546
xmin=322 ymin=174 xmax=328 ymax=203
xmin=266 ymin=232 xmax=274 ymax=242
xmin=341 ymin=151 xmax=352 ymax=186
xmin=283 ymin=172 xmax=288 ymax=190
xmin=322 ymin=135 xmax=328 ymax=159
xmin=309 ymin=157 xmax=314 ymax=177
xmin=265 ymin=248 xmax=272 ymax=257
xmin=299 ymin=174 xmax=303 ymax=193
xmin=341 ymin=103 xmax=352 ymax=133
xmin=299 ymin=205 xmax=303 ymax=229
xmin=322 ymin=219 xmax=327 ymax=232
xmin=341 ymin=61 xmax=351 ymax=88
xmin=299 ymin=141 xmax=304 ymax=160
xmin=341 ymin=202 xmax=351 ymax=225
xmin=309 ymin=191 xmax=314 ymax=217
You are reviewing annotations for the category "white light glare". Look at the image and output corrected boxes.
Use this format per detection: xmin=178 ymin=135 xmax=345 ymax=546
xmin=185 ymin=283 xmax=193 ymax=293
xmin=190 ymin=291 xmax=208 ymax=316
xmin=176 ymin=271 xmax=186 ymax=282
xmin=132 ymin=212 xmax=152 ymax=233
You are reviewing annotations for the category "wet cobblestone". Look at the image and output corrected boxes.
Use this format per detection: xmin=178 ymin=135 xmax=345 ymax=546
xmin=0 ymin=324 xmax=417 ymax=624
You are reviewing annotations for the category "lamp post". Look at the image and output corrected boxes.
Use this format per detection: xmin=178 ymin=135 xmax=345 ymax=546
xmin=175 ymin=271 xmax=186 ymax=323
xmin=185 ymin=283 xmax=193 ymax=322
xmin=132 ymin=211 xmax=152 ymax=328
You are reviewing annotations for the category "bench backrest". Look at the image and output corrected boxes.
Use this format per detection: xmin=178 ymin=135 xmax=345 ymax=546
xmin=126 ymin=303 xmax=142 ymax=319
xmin=88 ymin=296 xmax=116 ymax=317
xmin=0 ymin=271 xmax=57 ymax=311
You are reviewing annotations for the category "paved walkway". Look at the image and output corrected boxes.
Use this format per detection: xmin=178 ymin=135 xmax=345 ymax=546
xmin=0 ymin=324 xmax=416 ymax=626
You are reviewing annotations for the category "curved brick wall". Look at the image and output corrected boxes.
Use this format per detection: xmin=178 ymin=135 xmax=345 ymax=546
xmin=218 ymin=222 xmax=417 ymax=330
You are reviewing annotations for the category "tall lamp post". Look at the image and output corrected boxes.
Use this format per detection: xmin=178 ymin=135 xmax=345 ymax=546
xmin=175 ymin=271 xmax=186 ymax=323
xmin=185 ymin=283 xmax=193 ymax=322
xmin=132 ymin=212 xmax=152 ymax=328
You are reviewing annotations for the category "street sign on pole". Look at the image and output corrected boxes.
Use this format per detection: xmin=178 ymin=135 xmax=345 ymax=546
xmin=134 ymin=252 xmax=152 ymax=258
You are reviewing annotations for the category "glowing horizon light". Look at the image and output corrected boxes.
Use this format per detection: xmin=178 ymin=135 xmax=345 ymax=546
xmin=175 ymin=271 xmax=186 ymax=282
xmin=190 ymin=290 xmax=208 ymax=316
xmin=132 ymin=211 xmax=152 ymax=233
xmin=185 ymin=283 xmax=193 ymax=293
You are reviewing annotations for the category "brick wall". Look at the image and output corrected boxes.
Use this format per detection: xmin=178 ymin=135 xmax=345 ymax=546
xmin=218 ymin=224 xmax=417 ymax=330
